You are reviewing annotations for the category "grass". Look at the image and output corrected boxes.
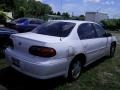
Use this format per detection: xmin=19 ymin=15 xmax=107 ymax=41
xmin=55 ymin=46 xmax=120 ymax=90
xmin=107 ymin=30 xmax=120 ymax=35
xmin=0 ymin=46 xmax=120 ymax=90
xmin=107 ymin=31 xmax=120 ymax=44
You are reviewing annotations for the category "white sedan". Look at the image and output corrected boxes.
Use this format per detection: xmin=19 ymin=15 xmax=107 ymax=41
xmin=5 ymin=20 xmax=117 ymax=80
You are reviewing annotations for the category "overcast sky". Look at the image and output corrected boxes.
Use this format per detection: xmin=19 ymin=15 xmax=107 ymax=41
xmin=36 ymin=0 xmax=120 ymax=18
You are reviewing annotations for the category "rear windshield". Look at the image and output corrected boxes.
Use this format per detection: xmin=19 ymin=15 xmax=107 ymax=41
xmin=32 ymin=21 xmax=75 ymax=37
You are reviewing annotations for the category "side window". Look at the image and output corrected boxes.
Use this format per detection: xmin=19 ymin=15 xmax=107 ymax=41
xmin=77 ymin=23 xmax=97 ymax=40
xmin=94 ymin=24 xmax=106 ymax=37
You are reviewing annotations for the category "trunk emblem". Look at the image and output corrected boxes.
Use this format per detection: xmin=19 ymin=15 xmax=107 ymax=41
xmin=18 ymin=42 xmax=22 ymax=46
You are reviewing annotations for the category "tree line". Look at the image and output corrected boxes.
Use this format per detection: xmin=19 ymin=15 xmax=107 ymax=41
xmin=0 ymin=0 xmax=52 ymax=19
xmin=0 ymin=0 xmax=85 ymax=20
xmin=101 ymin=19 xmax=120 ymax=31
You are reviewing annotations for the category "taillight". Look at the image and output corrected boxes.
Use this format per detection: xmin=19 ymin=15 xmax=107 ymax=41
xmin=29 ymin=46 xmax=56 ymax=57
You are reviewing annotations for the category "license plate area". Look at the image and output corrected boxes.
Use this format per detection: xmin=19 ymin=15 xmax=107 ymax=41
xmin=12 ymin=58 xmax=20 ymax=67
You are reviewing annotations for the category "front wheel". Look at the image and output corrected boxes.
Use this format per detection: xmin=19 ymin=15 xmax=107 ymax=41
xmin=68 ymin=59 xmax=82 ymax=81
xmin=110 ymin=44 xmax=116 ymax=58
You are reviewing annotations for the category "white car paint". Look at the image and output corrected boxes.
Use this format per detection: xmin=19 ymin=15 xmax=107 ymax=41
xmin=5 ymin=20 xmax=117 ymax=79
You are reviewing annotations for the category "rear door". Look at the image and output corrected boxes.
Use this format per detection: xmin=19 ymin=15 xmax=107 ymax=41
xmin=77 ymin=23 xmax=104 ymax=64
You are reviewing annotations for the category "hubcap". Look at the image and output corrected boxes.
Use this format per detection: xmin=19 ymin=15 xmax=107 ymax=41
xmin=111 ymin=46 xmax=115 ymax=55
xmin=71 ymin=61 xmax=81 ymax=79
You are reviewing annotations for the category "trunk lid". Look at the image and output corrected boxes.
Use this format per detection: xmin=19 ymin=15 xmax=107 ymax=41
xmin=12 ymin=32 xmax=62 ymax=43
xmin=10 ymin=32 xmax=62 ymax=54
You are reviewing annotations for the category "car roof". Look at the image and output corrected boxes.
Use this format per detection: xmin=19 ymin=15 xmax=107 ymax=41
xmin=0 ymin=27 xmax=17 ymax=33
xmin=13 ymin=17 xmax=44 ymax=22
xmin=49 ymin=20 xmax=96 ymax=24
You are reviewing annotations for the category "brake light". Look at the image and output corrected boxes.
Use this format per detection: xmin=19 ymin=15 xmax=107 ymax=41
xmin=29 ymin=46 xmax=56 ymax=57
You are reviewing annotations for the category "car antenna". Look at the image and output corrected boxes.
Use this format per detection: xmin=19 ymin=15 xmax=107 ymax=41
xmin=59 ymin=0 xmax=62 ymax=41
xmin=58 ymin=27 xmax=62 ymax=41
xmin=60 ymin=37 xmax=62 ymax=41
xmin=59 ymin=30 xmax=62 ymax=41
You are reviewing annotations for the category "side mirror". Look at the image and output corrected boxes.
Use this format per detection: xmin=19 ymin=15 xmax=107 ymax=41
xmin=104 ymin=33 xmax=112 ymax=37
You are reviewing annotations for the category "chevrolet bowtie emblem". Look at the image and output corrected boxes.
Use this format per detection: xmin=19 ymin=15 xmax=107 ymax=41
xmin=18 ymin=42 xmax=22 ymax=45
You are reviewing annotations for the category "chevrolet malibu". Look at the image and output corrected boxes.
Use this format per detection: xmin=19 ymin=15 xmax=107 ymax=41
xmin=5 ymin=20 xmax=117 ymax=80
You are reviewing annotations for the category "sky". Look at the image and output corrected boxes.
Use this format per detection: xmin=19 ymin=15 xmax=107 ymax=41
xmin=36 ymin=0 xmax=120 ymax=18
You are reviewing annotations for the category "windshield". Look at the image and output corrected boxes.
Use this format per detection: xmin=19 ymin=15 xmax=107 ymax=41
xmin=13 ymin=18 xmax=28 ymax=24
xmin=32 ymin=21 xmax=75 ymax=37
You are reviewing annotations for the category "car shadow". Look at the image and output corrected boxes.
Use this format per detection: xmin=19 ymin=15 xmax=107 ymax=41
xmin=0 ymin=67 xmax=67 ymax=90
xmin=0 ymin=49 xmax=5 ymax=59
xmin=0 ymin=57 xmax=109 ymax=90
xmin=83 ymin=56 xmax=108 ymax=72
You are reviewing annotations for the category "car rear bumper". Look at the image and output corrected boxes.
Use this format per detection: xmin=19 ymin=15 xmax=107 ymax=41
xmin=5 ymin=48 xmax=70 ymax=79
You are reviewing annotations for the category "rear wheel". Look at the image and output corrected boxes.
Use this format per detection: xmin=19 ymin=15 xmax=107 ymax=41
xmin=0 ymin=48 xmax=5 ymax=58
xmin=68 ymin=59 xmax=82 ymax=81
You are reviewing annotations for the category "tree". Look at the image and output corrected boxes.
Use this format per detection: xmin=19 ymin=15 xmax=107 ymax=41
xmin=101 ymin=19 xmax=120 ymax=30
xmin=0 ymin=0 xmax=20 ymax=12
xmin=62 ymin=12 xmax=70 ymax=19
xmin=49 ymin=10 xmax=54 ymax=15
xmin=41 ymin=4 xmax=52 ymax=16
xmin=57 ymin=12 xmax=61 ymax=16
xmin=0 ymin=11 xmax=7 ymax=24
xmin=52 ymin=12 xmax=57 ymax=15
xmin=17 ymin=7 xmax=25 ymax=18
xmin=0 ymin=0 xmax=53 ymax=19
xmin=79 ymin=15 xmax=85 ymax=20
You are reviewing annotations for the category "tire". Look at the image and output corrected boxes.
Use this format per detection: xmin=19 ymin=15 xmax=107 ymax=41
xmin=68 ymin=59 xmax=82 ymax=81
xmin=110 ymin=44 xmax=116 ymax=58
xmin=0 ymin=48 xmax=4 ymax=58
